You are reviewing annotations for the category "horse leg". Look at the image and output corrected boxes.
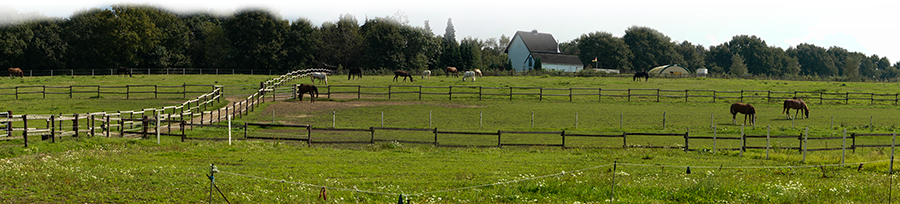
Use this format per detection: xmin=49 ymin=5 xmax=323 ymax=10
xmin=732 ymin=113 xmax=737 ymax=124
xmin=309 ymin=92 xmax=315 ymax=103
xmin=298 ymin=92 xmax=304 ymax=101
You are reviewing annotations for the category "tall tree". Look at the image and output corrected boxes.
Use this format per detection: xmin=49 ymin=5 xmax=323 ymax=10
xmin=439 ymin=18 xmax=459 ymax=68
xmin=223 ymin=9 xmax=289 ymax=71
xmin=577 ymin=31 xmax=632 ymax=70
xmin=459 ymin=37 xmax=482 ymax=69
xmin=97 ymin=5 xmax=165 ymax=67
xmin=0 ymin=21 xmax=33 ymax=68
xmin=360 ymin=17 xmax=405 ymax=69
xmin=674 ymin=41 xmax=706 ymax=69
xmin=62 ymin=8 xmax=107 ymax=70
xmin=319 ymin=14 xmax=363 ymax=68
xmin=182 ymin=13 xmax=232 ymax=68
xmin=22 ymin=19 xmax=67 ymax=70
xmin=787 ymin=43 xmax=837 ymax=76
xmin=730 ymin=54 xmax=748 ymax=76
xmin=623 ymin=26 xmax=683 ymax=71
xmin=283 ymin=18 xmax=321 ymax=70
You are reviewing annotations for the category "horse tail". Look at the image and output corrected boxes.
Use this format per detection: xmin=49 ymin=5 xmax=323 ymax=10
xmin=313 ymin=86 xmax=319 ymax=98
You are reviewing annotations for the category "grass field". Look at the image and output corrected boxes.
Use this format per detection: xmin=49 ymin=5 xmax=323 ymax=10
xmin=3 ymin=74 xmax=900 ymax=203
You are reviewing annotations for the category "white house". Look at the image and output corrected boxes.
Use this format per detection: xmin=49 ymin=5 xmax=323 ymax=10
xmin=503 ymin=30 xmax=583 ymax=72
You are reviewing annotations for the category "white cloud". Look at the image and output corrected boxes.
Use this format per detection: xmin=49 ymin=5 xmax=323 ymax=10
xmin=785 ymin=4 xmax=900 ymax=62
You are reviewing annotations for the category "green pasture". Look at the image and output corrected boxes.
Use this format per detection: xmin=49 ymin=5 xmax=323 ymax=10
xmin=0 ymin=136 xmax=898 ymax=203
xmin=5 ymin=74 xmax=900 ymax=203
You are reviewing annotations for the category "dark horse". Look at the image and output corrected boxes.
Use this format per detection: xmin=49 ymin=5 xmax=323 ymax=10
xmin=633 ymin=72 xmax=649 ymax=81
xmin=730 ymin=103 xmax=756 ymax=125
xmin=8 ymin=68 xmax=24 ymax=78
xmin=296 ymin=84 xmax=318 ymax=103
xmin=348 ymin=67 xmax=362 ymax=80
xmin=393 ymin=70 xmax=414 ymax=82
xmin=783 ymin=99 xmax=809 ymax=119
xmin=445 ymin=67 xmax=459 ymax=77
xmin=116 ymin=67 xmax=132 ymax=77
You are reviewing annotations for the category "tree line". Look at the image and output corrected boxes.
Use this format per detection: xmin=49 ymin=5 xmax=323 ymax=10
xmin=562 ymin=26 xmax=900 ymax=80
xmin=2 ymin=5 xmax=898 ymax=81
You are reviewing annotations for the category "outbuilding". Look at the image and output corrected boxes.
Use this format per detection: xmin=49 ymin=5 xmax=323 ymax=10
xmin=648 ymin=64 xmax=691 ymax=76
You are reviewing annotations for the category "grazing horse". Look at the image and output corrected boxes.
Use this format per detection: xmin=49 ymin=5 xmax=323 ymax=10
xmin=463 ymin=71 xmax=476 ymax=82
xmin=474 ymin=69 xmax=482 ymax=77
xmin=445 ymin=67 xmax=459 ymax=77
xmin=730 ymin=103 xmax=757 ymax=125
xmin=8 ymin=68 xmax=24 ymax=78
xmin=296 ymin=84 xmax=318 ymax=103
xmin=116 ymin=67 xmax=132 ymax=77
xmin=348 ymin=67 xmax=362 ymax=80
xmin=311 ymin=72 xmax=328 ymax=85
xmin=783 ymin=99 xmax=809 ymax=119
xmin=393 ymin=70 xmax=413 ymax=82
xmin=421 ymin=70 xmax=431 ymax=79
xmin=633 ymin=72 xmax=649 ymax=81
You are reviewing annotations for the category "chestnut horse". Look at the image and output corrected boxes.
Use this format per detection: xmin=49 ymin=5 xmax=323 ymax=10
xmin=783 ymin=99 xmax=809 ymax=119
xmin=393 ymin=70 xmax=413 ymax=82
xmin=730 ymin=103 xmax=756 ymax=125
xmin=445 ymin=67 xmax=459 ymax=77
xmin=296 ymin=84 xmax=318 ymax=103
xmin=633 ymin=72 xmax=649 ymax=81
xmin=8 ymin=68 xmax=24 ymax=78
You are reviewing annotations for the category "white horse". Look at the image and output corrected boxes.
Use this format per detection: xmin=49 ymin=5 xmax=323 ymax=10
xmin=463 ymin=71 xmax=476 ymax=82
xmin=422 ymin=70 xmax=431 ymax=79
xmin=474 ymin=69 xmax=482 ymax=77
xmin=311 ymin=72 xmax=328 ymax=85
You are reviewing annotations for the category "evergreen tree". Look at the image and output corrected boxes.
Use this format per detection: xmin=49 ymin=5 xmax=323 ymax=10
xmin=730 ymin=54 xmax=748 ymax=76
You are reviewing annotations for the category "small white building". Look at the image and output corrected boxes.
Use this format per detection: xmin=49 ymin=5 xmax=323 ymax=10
xmin=504 ymin=30 xmax=583 ymax=72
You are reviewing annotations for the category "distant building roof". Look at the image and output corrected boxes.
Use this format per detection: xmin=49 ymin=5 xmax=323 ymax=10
xmin=504 ymin=30 xmax=559 ymax=54
xmin=531 ymin=53 xmax=583 ymax=66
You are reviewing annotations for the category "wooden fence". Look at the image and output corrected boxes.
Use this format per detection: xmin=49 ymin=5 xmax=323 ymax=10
xmin=181 ymin=122 xmax=890 ymax=161
xmin=0 ymin=68 xmax=333 ymax=147
xmin=313 ymin=85 xmax=900 ymax=105
xmin=0 ymin=84 xmax=217 ymax=99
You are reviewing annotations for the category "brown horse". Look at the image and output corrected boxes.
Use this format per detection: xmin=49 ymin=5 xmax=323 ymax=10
xmin=445 ymin=67 xmax=459 ymax=77
xmin=783 ymin=99 xmax=809 ymax=119
xmin=731 ymin=103 xmax=756 ymax=125
xmin=8 ymin=68 xmax=24 ymax=78
xmin=393 ymin=70 xmax=413 ymax=82
xmin=296 ymin=84 xmax=318 ymax=103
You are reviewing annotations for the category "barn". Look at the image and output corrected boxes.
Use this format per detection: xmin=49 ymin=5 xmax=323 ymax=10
xmin=648 ymin=64 xmax=691 ymax=76
xmin=504 ymin=30 xmax=583 ymax=72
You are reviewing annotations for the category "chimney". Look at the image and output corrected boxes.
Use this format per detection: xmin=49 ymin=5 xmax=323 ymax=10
xmin=531 ymin=29 xmax=538 ymax=34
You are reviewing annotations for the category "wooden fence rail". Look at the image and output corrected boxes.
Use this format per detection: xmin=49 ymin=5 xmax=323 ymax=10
xmin=313 ymin=85 xmax=900 ymax=105
xmin=0 ymin=84 xmax=216 ymax=99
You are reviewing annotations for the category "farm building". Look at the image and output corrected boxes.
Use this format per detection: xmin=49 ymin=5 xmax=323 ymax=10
xmin=648 ymin=64 xmax=691 ymax=76
xmin=504 ymin=30 xmax=583 ymax=72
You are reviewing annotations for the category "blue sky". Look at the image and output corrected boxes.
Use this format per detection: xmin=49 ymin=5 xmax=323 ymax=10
xmin=4 ymin=0 xmax=898 ymax=64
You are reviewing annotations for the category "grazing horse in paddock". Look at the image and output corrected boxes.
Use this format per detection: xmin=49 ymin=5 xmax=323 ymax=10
xmin=633 ymin=72 xmax=649 ymax=81
xmin=296 ymin=84 xmax=318 ymax=103
xmin=783 ymin=99 xmax=809 ymax=119
xmin=393 ymin=70 xmax=413 ymax=82
xmin=445 ymin=66 xmax=459 ymax=77
xmin=463 ymin=71 xmax=476 ymax=82
xmin=8 ymin=68 xmax=24 ymax=78
xmin=116 ymin=67 xmax=132 ymax=77
xmin=730 ymin=103 xmax=757 ymax=125
xmin=421 ymin=70 xmax=431 ymax=79
xmin=348 ymin=67 xmax=362 ymax=80
xmin=311 ymin=72 xmax=328 ymax=85
xmin=474 ymin=69 xmax=482 ymax=77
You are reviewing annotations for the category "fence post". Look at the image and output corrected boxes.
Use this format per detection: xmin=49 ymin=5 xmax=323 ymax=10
xmin=622 ymin=133 xmax=627 ymax=149
xmin=73 ymin=113 xmax=80 ymax=138
xmin=740 ymin=124 xmax=744 ymax=158
xmin=480 ymin=111 xmax=483 ymax=129
xmin=531 ymin=111 xmax=534 ymax=128
xmin=766 ymin=125 xmax=771 ymax=159
xmin=433 ymin=128 xmax=438 ymax=146
xmin=710 ymin=114 xmax=714 ymax=130
xmin=561 ymin=130 xmax=566 ymax=148
xmin=90 ymin=115 xmax=95 ymax=136
xmin=892 ymin=132 xmax=896 ymax=174
xmin=684 ymin=129 xmax=689 ymax=152
xmin=842 ymin=129 xmax=847 ymax=165
xmin=429 ymin=110 xmax=432 ymax=128
xmin=663 ymin=111 xmax=667 ymax=130
xmin=22 ymin=114 xmax=28 ymax=147
xmin=802 ymin=127 xmax=808 ymax=163
xmin=620 ymin=113 xmax=623 ymax=129
xmin=497 ymin=130 xmax=502 ymax=148
xmin=575 ymin=112 xmax=578 ymax=129
xmin=50 ymin=115 xmax=55 ymax=143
